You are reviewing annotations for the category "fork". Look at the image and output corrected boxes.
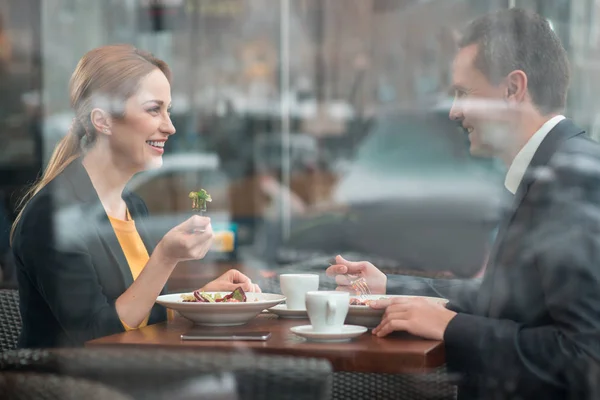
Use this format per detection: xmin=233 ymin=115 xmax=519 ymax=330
xmin=347 ymin=275 xmax=372 ymax=299
xmin=328 ymin=259 xmax=371 ymax=299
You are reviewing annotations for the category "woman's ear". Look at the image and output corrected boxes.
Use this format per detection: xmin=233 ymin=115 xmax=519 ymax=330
xmin=90 ymin=108 xmax=112 ymax=135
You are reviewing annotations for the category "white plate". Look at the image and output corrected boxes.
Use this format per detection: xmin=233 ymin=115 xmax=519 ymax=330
xmin=346 ymin=295 xmax=449 ymax=328
xmin=157 ymin=292 xmax=285 ymax=326
xmin=290 ymin=325 xmax=368 ymax=342
xmin=267 ymin=304 xmax=309 ymax=319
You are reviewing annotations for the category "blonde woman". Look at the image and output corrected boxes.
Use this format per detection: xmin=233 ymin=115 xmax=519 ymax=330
xmin=11 ymin=44 xmax=260 ymax=348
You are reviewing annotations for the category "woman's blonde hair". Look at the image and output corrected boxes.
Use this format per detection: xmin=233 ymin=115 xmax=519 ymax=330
xmin=10 ymin=44 xmax=171 ymax=243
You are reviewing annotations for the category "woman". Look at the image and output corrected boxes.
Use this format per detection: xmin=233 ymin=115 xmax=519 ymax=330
xmin=10 ymin=44 xmax=260 ymax=348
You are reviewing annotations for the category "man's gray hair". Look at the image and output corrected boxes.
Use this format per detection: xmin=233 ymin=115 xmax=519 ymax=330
xmin=458 ymin=8 xmax=570 ymax=115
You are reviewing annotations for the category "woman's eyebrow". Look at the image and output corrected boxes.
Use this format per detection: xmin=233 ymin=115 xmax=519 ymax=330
xmin=142 ymin=100 xmax=164 ymax=106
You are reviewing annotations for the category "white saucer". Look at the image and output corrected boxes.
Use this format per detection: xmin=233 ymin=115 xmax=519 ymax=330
xmin=267 ymin=304 xmax=309 ymax=319
xmin=290 ymin=325 xmax=368 ymax=342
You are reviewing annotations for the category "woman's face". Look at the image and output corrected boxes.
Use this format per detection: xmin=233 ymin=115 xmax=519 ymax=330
xmin=107 ymin=69 xmax=175 ymax=172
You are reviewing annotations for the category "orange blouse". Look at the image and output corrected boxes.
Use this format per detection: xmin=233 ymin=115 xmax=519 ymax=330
xmin=108 ymin=210 xmax=150 ymax=330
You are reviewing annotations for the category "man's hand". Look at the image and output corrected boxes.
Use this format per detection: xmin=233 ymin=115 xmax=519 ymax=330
xmin=199 ymin=269 xmax=262 ymax=293
xmin=325 ymin=255 xmax=387 ymax=295
xmin=370 ymin=297 xmax=457 ymax=340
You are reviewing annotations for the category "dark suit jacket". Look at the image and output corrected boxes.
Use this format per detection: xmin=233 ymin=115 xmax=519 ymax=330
xmin=12 ymin=159 xmax=167 ymax=348
xmin=389 ymin=119 xmax=600 ymax=399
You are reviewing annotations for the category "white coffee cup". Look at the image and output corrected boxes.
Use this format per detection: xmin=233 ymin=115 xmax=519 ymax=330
xmin=305 ymin=291 xmax=349 ymax=333
xmin=279 ymin=274 xmax=319 ymax=310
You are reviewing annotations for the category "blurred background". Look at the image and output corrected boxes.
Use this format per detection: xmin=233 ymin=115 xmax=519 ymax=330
xmin=0 ymin=0 xmax=595 ymax=290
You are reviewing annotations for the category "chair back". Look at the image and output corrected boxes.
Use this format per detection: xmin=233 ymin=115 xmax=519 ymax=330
xmin=0 ymin=348 xmax=333 ymax=400
xmin=0 ymin=372 xmax=133 ymax=400
xmin=0 ymin=288 xmax=21 ymax=351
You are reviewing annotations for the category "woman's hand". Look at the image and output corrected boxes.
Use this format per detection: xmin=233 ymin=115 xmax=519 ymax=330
xmin=154 ymin=215 xmax=214 ymax=265
xmin=200 ymin=269 xmax=262 ymax=293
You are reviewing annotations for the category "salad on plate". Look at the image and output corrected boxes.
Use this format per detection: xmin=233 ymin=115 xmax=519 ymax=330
xmin=181 ymin=287 xmax=252 ymax=303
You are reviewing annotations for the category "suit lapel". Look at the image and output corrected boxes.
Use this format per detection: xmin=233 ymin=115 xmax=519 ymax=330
xmin=511 ymin=119 xmax=585 ymax=214
xmin=125 ymin=194 xmax=156 ymax=256
xmin=63 ymin=160 xmax=134 ymax=290
xmin=124 ymin=193 xmax=166 ymax=298
xmin=92 ymin=211 xmax=134 ymax=289
xmin=482 ymin=119 xmax=585 ymax=315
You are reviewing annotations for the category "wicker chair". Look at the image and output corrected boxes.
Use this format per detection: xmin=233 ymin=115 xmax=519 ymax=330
xmin=0 ymin=348 xmax=332 ymax=400
xmin=333 ymin=369 xmax=457 ymax=400
xmin=0 ymin=372 xmax=133 ymax=400
xmin=0 ymin=288 xmax=21 ymax=352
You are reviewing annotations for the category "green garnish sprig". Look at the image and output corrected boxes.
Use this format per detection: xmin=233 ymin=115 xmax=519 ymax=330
xmin=188 ymin=189 xmax=212 ymax=214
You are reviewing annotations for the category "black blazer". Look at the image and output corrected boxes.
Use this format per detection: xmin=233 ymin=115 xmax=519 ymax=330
xmin=388 ymin=119 xmax=600 ymax=399
xmin=446 ymin=119 xmax=600 ymax=399
xmin=12 ymin=159 xmax=167 ymax=348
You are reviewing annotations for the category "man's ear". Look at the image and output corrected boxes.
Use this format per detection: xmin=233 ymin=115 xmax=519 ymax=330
xmin=505 ymin=70 xmax=528 ymax=103
xmin=90 ymin=108 xmax=112 ymax=135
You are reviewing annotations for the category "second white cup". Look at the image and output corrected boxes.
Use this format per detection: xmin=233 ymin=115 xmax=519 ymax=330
xmin=305 ymin=291 xmax=349 ymax=333
xmin=279 ymin=274 xmax=319 ymax=310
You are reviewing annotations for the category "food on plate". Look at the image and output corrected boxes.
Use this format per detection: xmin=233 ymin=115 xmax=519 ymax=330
xmin=181 ymin=287 xmax=247 ymax=303
xmin=180 ymin=293 xmax=196 ymax=302
xmin=349 ymin=296 xmax=447 ymax=306
xmin=349 ymin=297 xmax=386 ymax=306
xmin=188 ymin=189 xmax=212 ymax=213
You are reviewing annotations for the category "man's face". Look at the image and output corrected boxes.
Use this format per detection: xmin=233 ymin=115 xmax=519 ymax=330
xmin=449 ymin=44 xmax=512 ymax=157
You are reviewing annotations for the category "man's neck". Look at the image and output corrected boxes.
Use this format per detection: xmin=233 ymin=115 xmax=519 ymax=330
xmin=500 ymin=112 xmax=560 ymax=167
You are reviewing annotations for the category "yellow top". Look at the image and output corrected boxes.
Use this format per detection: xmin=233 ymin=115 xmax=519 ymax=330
xmin=108 ymin=210 xmax=150 ymax=331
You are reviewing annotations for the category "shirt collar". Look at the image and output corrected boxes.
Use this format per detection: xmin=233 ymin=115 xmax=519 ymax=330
xmin=504 ymin=115 xmax=565 ymax=194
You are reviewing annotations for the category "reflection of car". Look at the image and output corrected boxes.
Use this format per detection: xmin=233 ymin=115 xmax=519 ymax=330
xmin=259 ymin=109 xmax=508 ymax=278
xmin=253 ymin=133 xmax=319 ymax=173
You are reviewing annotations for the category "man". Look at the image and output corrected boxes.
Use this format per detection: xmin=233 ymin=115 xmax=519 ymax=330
xmin=327 ymin=8 xmax=600 ymax=399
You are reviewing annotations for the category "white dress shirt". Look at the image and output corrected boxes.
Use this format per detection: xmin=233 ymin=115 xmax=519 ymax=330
xmin=504 ymin=115 xmax=566 ymax=194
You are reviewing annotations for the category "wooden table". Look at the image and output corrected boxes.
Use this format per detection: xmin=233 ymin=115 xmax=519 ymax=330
xmin=86 ymin=314 xmax=445 ymax=374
